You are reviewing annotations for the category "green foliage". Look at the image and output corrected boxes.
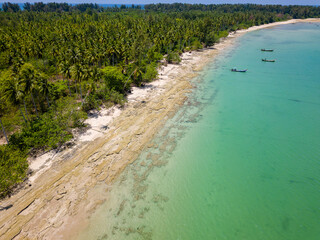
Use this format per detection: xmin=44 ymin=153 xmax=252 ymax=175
xmin=9 ymin=98 xmax=86 ymax=152
xmin=101 ymin=66 xmax=126 ymax=93
xmin=142 ymin=63 xmax=158 ymax=82
xmin=191 ymin=39 xmax=203 ymax=50
xmin=217 ymin=30 xmax=229 ymax=39
xmin=82 ymin=93 xmax=101 ymax=112
xmin=0 ymin=2 xmax=319 ymax=198
xmin=1 ymin=2 xmax=20 ymax=12
xmin=0 ymin=109 xmax=23 ymax=135
xmin=145 ymin=4 xmax=320 ymax=20
xmin=204 ymin=31 xmax=217 ymax=47
xmin=51 ymin=80 xmax=70 ymax=98
xmin=146 ymin=46 xmax=163 ymax=63
xmin=9 ymin=117 xmax=71 ymax=151
xmin=0 ymin=145 xmax=28 ymax=198
xmin=29 ymin=59 xmax=56 ymax=76
xmin=105 ymin=89 xmax=125 ymax=106
xmin=166 ymin=51 xmax=181 ymax=64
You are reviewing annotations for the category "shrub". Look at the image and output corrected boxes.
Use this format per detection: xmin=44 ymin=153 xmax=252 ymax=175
xmin=142 ymin=63 xmax=158 ymax=82
xmin=105 ymin=89 xmax=125 ymax=106
xmin=217 ymin=30 xmax=229 ymax=39
xmin=101 ymin=66 xmax=126 ymax=93
xmin=166 ymin=51 xmax=181 ymax=64
xmin=9 ymin=113 xmax=73 ymax=151
xmin=0 ymin=145 xmax=28 ymax=198
xmin=191 ymin=39 xmax=203 ymax=50
xmin=82 ymin=93 xmax=101 ymax=112
xmin=146 ymin=46 xmax=163 ymax=62
xmin=204 ymin=31 xmax=218 ymax=47
xmin=9 ymin=98 xmax=87 ymax=152
xmin=51 ymin=80 xmax=69 ymax=98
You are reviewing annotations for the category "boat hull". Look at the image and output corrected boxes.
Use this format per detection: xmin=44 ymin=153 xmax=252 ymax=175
xmin=262 ymin=59 xmax=275 ymax=62
xmin=231 ymin=69 xmax=247 ymax=72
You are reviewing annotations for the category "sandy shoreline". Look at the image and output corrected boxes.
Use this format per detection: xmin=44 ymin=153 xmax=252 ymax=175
xmin=0 ymin=18 xmax=319 ymax=239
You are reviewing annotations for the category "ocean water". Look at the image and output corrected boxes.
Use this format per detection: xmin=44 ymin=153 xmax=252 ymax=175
xmin=78 ymin=23 xmax=320 ymax=240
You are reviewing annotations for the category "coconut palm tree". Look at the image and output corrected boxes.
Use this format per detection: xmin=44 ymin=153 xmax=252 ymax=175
xmin=91 ymin=66 xmax=102 ymax=85
xmin=71 ymin=63 xmax=84 ymax=102
xmin=59 ymin=61 xmax=72 ymax=96
xmin=19 ymin=63 xmax=39 ymax=117
xmin=37 ymin=74 xmax=51 ymax=108
xmin=2 ymin=78 xmax=27 ymax=123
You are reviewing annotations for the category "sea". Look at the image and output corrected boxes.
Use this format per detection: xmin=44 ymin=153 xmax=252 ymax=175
xmin=75 ymin=22 xmax=320 ymax=240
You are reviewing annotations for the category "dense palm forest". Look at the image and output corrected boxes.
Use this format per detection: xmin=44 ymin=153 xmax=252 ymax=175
xmin=0 ymin=2 xmax=319 ymax=197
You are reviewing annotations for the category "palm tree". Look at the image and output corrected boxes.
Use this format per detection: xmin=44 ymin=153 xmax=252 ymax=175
xmin=8 ymin=68 xmax=30 ymax=121
xmin=19 ymin=63 xmax=39 ymax=117
xmin=69 ymin=48 xmax=81 ymax=65
xmin=37 ymin=74 xmax=51 ymax=108
xmin=59 ymin=61 xmax=72 ymax=96
xmin=2 ymin=78 xmax=27 ymax=123
xmin=81 ymin=66 xmax=94 ymax=100
xmin=91 ymin=66 xmax=102 ymax=86
xmin=71 ymin=63 xmax=84 ymax=102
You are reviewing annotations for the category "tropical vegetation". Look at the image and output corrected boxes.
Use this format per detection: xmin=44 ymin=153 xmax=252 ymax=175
xmin=0 ymin=2 xmax=319 ymax=197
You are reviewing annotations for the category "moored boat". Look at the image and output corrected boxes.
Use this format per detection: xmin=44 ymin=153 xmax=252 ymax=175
xmin=231 ymin=68 xmax=247 ymax=72
xmin=261 ymin=49 xmax=274 ymax=52
xmin=262 ymin=58 xmax=275 ymax=62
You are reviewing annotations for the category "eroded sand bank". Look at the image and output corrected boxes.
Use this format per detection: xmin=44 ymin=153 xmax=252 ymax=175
xmin=0 ymin=18 xmax=319 ymax=240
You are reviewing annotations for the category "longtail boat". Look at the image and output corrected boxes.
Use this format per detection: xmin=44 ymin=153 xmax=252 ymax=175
xmin=231 ymin=68 xmax=247 ymax=72
xmin=261 ymin=49 xmax=274 ymax=52
xmin=262 ymin=58 xmax=275 ymax=62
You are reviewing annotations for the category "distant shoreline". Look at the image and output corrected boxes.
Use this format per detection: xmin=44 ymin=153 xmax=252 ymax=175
xmin=236 ymin=18 xmax=320 ymax=34
xmin=0 ymin=18 xmax=319 ymax=240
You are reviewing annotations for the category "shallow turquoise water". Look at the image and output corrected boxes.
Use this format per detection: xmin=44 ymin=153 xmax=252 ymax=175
xmin=78 ymin=23 xmax=320 ymax=240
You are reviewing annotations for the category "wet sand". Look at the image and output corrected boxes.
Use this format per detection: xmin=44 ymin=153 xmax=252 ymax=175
xmin=0 ymin=18 xmax=319 ymax=239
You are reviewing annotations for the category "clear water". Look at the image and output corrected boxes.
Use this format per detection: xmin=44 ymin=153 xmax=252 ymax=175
xmin=78 ymin=23 xmax=320 ymax=240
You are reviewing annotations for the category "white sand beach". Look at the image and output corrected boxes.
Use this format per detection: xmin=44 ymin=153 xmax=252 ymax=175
xmin=0 ymin=18 xmax=319 ymax=239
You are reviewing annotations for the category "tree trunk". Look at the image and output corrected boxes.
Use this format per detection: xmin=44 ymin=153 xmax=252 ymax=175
xmin=30 ymin=91 xmax=38 ymax=117
xmin=67 ymin=79 xmax=71 ymax=97
xmin=37 ymin=94 xmax=42 ymax=113
xmin=74 ymin=81 xmax=78 ymax=95
xmin=46 ymin=95 xmax=50 ymax=108
xmin=19 ymin=106 xmax=27 ymax=123
xmin=23 ymin=99 xmax=30 ymax=121
xmin=0 ymin=118 xmax=9 ymax=144
xmin=79 ymin=82 xmax=83 ymax=102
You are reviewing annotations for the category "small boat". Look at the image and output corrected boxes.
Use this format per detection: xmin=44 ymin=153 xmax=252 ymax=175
xmin=262 ymin=58 xmax=275 ymax=62
xmin=231 ymin=68 xmax=247 ymax=72
xmin=261 ymin=49 xmax=274 ymax=52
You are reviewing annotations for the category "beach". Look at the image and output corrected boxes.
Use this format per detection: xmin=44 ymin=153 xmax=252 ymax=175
xmin=0 ymin=18 xmax=319 ymax=239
